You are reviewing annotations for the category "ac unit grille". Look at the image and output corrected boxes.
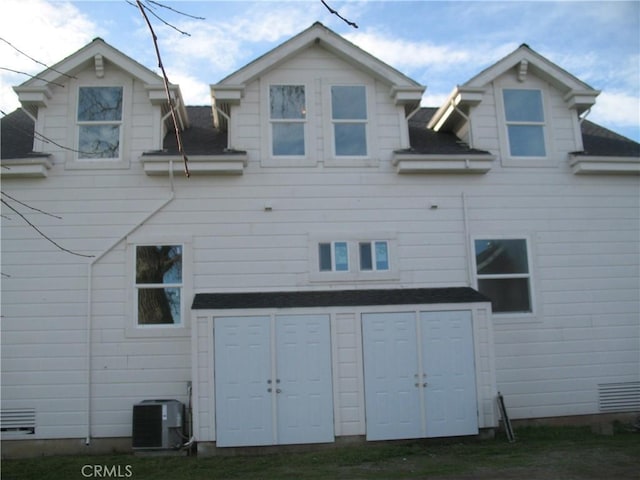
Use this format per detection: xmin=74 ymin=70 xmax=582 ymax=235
xmin=1 ymin=408 xmax=36 ymax=434
xmin=132 ymin=404 xmax=163 ymax=448
xmin=598 ymin=382 xmax=640 ymax=412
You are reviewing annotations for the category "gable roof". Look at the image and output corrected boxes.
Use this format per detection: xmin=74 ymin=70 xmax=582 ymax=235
xmin=13 ymin=38 xmax=188 ymax=126
xmin=429 ymin=44 xmax=600 ymax=132
xmin=211 ymin=22 xmax=425 ymax=122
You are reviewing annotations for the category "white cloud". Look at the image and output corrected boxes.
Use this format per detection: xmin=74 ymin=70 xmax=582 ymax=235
xmin=0 ymin=0 xmax=98 ymax=114
xmin=591 ymin=91 xmax=640 ymax=128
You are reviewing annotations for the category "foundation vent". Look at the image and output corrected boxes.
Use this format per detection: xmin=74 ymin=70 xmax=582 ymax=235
xmin=598 ymin=382 xmax=640 ymax=412
xmin=1 ymin=408 xmax=36 ymax=435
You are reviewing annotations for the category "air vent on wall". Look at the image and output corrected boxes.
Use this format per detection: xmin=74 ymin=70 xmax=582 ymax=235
xmin=1 ymin=408 xmax=36 ymax=435
xmin=598 ymin=382 xmax=640 ymax=412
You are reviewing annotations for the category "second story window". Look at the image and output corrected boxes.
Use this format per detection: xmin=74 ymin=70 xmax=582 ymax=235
xmin=503 ymin=89 xmax=545 ymax=157
xmin=270 ymin=85 xmax=306 ymax=156
xmin=331 ymin=85 xmax=367 ymax=156
xmin=77 ymin=86 xmax=123 ymax=159
xmin=359 ymin=241 xmax=389 ymax=271
xmin=319 ymin=241 xmax=349 ymax=272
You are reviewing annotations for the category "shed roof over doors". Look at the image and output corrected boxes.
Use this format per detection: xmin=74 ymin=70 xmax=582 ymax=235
xmin=191 ymin=287 xmax=488 ymax=310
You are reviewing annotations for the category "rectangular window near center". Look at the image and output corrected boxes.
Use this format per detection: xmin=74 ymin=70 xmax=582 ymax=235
xmin=319 ymin=242 xmax=349 ymax=272
xmin=331 ymin=85 xmax=367 ymax=156
xmin=503 ymin=89 xmax=546 ymax=157
xmin=77 ymin=86 xmax=123 ymax=159
xmin=474 ymin=239 xmax=532 ymax=314
xmin=270 ymin=85 xmax=306 ymax=156
xmin=359 ymin=241 xmax=389 ymax=271
xmin=135 ymin=245 xmax=183 ymax=325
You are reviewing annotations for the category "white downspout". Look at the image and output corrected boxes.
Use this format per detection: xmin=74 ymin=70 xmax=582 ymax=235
xmin=85 ymin=162 xmax=176 ymax=445
xmin=462 ymin=192 xmax=474 ymax=287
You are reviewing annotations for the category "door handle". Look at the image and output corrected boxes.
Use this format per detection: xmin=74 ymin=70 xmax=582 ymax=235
xmin=276 ymin=388 xmax=282 ymax=394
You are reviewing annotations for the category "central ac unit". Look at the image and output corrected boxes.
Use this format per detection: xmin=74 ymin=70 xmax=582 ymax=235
xmin=132 ymin=399 xmax=184 ymax=450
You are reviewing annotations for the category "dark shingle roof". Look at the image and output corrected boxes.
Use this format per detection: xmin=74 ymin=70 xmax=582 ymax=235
xmin=2 ymin=106 xmax=638 ymax=160
xmin=192 ymin=287 xmax=488 ymax=310
xmin=0 ymin=108 xmax=44 ymax=159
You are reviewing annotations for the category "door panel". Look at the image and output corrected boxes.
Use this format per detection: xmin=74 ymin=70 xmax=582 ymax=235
xmin=276 ymin=314 xmax=334 ymax=444
xmin=421 ymin=311 xmax=478 ymax=437
xmin=214 ymin=316 xmax=273 ymax=447
xmin=362 ymin=312 xmax=422 ymax=441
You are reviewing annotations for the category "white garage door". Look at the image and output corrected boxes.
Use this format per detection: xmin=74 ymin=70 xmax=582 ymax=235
xmin=214 ymin=314 xmax=334 ymax=447
xmin=362 ymin=311 xmax=478 ymax=441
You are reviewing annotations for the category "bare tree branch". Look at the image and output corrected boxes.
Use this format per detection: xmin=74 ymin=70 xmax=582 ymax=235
xmin=0 ymin=37 xmax=77 ymax=79
xmin=127 ymin=0 xmax=192 ymax=36
xmin=321 ymin=0 xmax=358 ymax=28
xmin=135 ymin=0 xmax=190 ymax=177
xmin=1 ymin=198 xmax=94 ymax=258
xmin=146 ymin=0 xmax=205 ymax=21
xmin=1 ymin=191 xmax=62 ymax=219
xmin=0 ymin=67 xmax=66 ymax=88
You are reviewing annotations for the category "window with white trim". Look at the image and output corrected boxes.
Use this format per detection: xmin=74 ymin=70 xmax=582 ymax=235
xmin=474 ymin=239 xmax=532 ymax=313
xmin=270 ymin=85 xmax=306 ymax=156
xmin=318 ymin=241 xmax=349 ymax=272
xmin=331 ymin=85 xmax=367 ymax=156
xmin=77 ymin=86 xmax=123 ymax=159
xmin=359 ymin=241 xmax=390 ymax=271
xmin=135 ymin=245 xmax=183 ymax=325
xmin=503 ymin=89 xmax=546 ymax=157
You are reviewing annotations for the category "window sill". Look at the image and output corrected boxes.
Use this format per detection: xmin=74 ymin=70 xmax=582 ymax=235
xmin=142 ymin=154 xmax=247 ymax=175
xmin=393 ymin=153 xmax=494 ymax=173
xmin=65 ymin=158 xmax=130 ymax=170
xmin=324 ymin=157 xmax=380 ymax=168
xmin=125 ymin=323 xmax=190 ymax=338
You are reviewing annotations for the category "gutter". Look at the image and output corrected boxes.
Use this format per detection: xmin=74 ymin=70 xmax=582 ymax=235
xmin=85 ymin=161 xmax=176 ymax=445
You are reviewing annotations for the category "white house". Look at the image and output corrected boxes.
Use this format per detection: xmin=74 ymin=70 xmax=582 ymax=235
xmin=1 ymin=22 xmax=638 ymax=455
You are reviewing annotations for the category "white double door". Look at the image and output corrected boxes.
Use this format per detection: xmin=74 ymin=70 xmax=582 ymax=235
xmin=362 ymin=310 xmax=478 ymax=441
xmin=214 ymin=314 xmax=334 ymax=447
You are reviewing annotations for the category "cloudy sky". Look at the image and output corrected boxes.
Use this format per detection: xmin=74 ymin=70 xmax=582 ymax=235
xmin=1 ymin=0 xmax=639 ymax=141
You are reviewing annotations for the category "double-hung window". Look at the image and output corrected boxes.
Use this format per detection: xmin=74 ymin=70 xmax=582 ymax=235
xmin=474 ymin=239 xmax=532 ymax=314
xmin=503 ymin=89 xmax=546 ymax=157
xmin=331 ymin=85 xmax=367 ymax=156
xmin=270 ymin=85 xmax=306 ymax=156
xmin=77 ymin=86 xmax=123 ymax=159
xmin=318 ymin=241 xmax=349 ymax=272
xmin=135 ymin=245 xmax=183 ymax=325
xmin=359 ymin=241 xmax=389 ymax=271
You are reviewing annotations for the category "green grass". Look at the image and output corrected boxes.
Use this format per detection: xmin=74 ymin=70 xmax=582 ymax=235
xmin=2 ymin=426 xmax=639 ymax=480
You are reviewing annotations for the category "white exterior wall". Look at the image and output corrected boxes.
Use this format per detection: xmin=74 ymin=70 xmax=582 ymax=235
xmin=2 ymin=43 xmax=638 ymax=443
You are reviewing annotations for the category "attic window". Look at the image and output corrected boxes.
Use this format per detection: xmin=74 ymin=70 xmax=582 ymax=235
xmin=331 ymin=85 xmax=367 ymax=156
xmin=270 ymin=85 xmax=306 ymax=156
xmin=77 ymin=86 xmax=123 ymax=159
xmin=503 ymin=89 xmax=546 ymax=157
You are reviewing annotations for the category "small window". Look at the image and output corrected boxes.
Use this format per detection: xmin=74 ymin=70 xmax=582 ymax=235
xmin=77 ymin=86 xmax=123 ymax=159
xmin=135 ymin=245 xmax=183 ymax=325
xmin=331 ymin=85 xmax=367 ymax=156
xmin=503 ymin=89 xmax=545 ymax=157
xmin=359 ymin=241 xmax=389 ymax=271
xmin=270 ymin=85 xmax=306 ymax=156
xmin=474 ymin=239 xmax=532 ymax=313
xmin=318 ymin=242 xmax=349 ymax=272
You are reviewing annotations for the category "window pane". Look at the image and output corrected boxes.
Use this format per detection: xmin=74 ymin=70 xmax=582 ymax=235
xmin=332 ymin=86 xmax=366 ymax=120
xmin=136 ymin=245 xmax=183 ymax=284
xmin=270 ymin=85 xmax=305 ymax=119
xmin=78 ymin=125 xmax=120 ymax=158
xmin=478 ymin=278 xmax=531 ymax=313
xmin=375 ymin=241 xmax=389 ymax=270
xmin=507 ymin=125 xmax=546 ymax=156
xmin=272 ymin=123 xmax=304 ymax=156
xmin=475 ymin=239 xmax=528 ymax=275
xmin=138 ymin=287 xmax=181 ymax=324
xmin=334 ymin=242 xmax=349 ymax=271
xmin=503 ymin=89 xmax=543 ymax=122
xmin=359 ymin=242 xmax=373 ymax=271
xmin=319 ymin=243 xmax=332 ymax=271
xmin=335 ymin=124 xmax=367 ymax=156
xmin=78 ymin=87 xmax=123 ymax=121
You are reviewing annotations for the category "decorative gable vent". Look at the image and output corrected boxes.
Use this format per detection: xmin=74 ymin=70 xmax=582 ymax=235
xmin=598 ymin=382 xmax=640 ymax=412
xmin=1 ymin=408 xmax=36 ymax=435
